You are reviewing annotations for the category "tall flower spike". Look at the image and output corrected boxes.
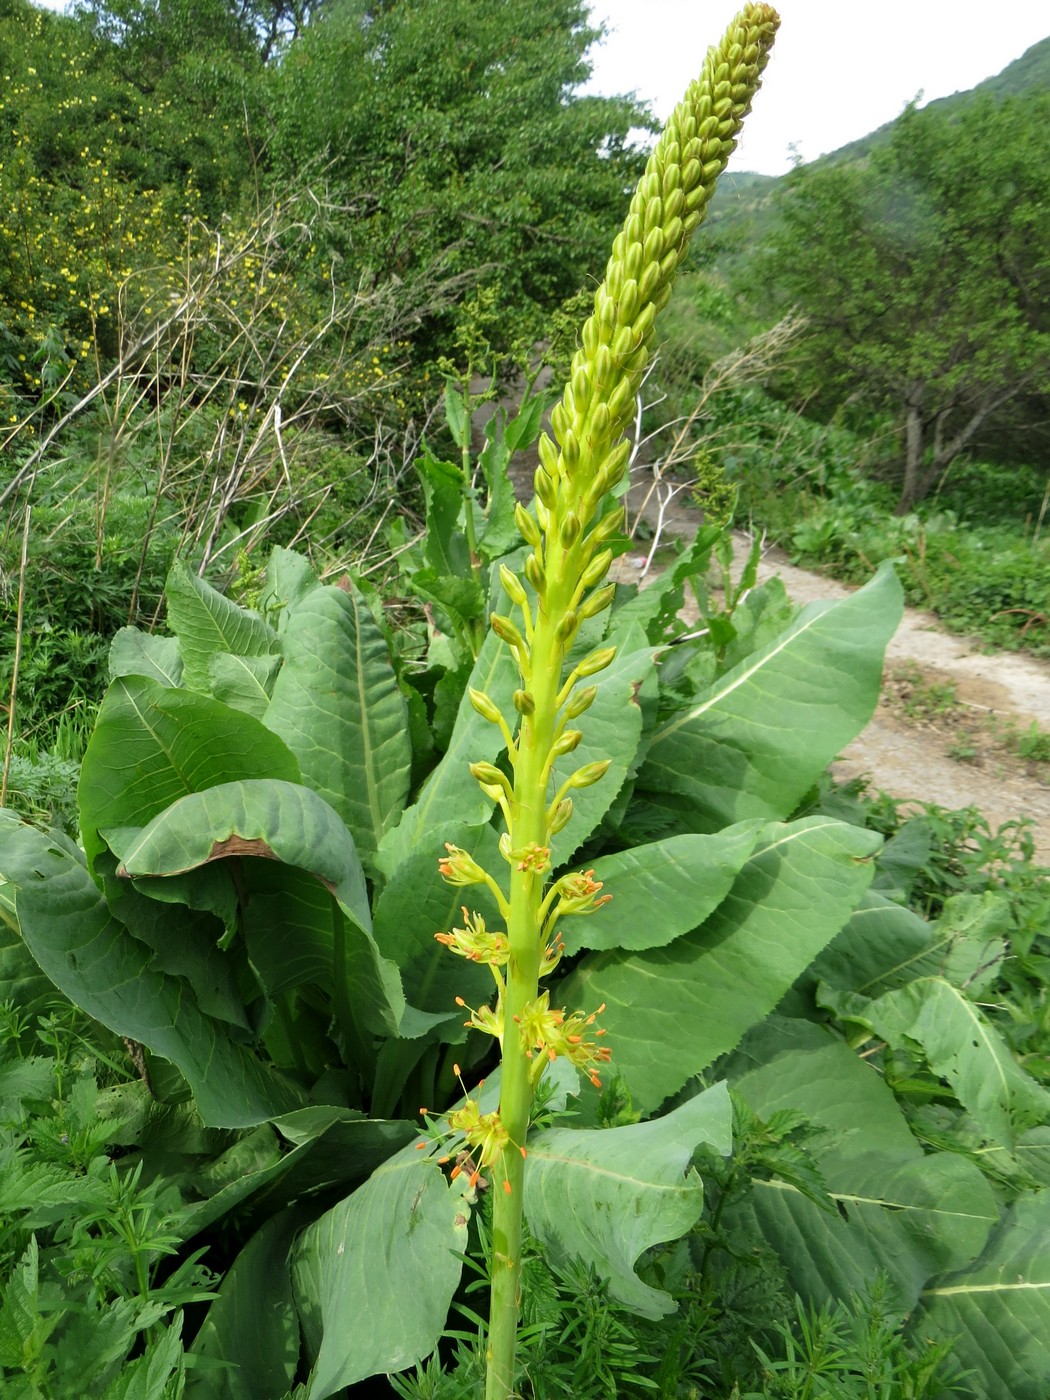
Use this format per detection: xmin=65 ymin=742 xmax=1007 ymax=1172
xmin=537 ymin=1 xmax=780 ymax=544
xmin=444 ymin=11 xmax=780 ymax=1397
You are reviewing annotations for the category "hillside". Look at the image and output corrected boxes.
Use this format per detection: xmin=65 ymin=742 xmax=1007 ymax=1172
xmin=705 ymin=31 xmax=1050 ymax=255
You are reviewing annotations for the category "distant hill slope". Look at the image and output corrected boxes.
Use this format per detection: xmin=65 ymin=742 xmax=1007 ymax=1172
xmin=706 ymin=32 xmax=1050 ymax=253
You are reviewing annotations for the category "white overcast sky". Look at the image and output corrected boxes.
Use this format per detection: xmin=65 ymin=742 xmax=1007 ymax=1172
xmin=583 ymin=1 xmax=1050 ymax=174
xmin=30 ymin=0 xmax=1050 ymax=177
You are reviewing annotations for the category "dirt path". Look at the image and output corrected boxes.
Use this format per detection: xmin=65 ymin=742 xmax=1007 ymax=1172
xmin=613 ymin=481 xmax=1050 ymax=859
xmin=510 ymin=459 xmax=1050 ymax=858
xmin=745 ymin=541 xmax=1050 ymax=860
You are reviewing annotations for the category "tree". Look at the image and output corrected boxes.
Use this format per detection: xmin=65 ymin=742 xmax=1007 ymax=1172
xmin=760 ymin=94 xmax=1050 ymax=511
xmin=268 ymin=0 xmax=652 ymax=357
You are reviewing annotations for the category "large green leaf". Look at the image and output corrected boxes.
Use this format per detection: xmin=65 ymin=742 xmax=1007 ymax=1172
xmin=557 ymin=818 xmax=880 ymax=1109
xmin=207 ymin=653 xmax=281 ymax=720
xmin=812 ymin=891 xmax=1008 ymax=1002
xmin=524 ymin=1081 xmax=731 ymax=1319
xmin=260 ymin=546 xmax=322 ymax=630
xmin=112 ymin=780 xmax=406 ymax=1040
xmin=79 ymin=675 xmax=300 ymax=879
xmin=108 ymin=628 xmax=184 ymax=688
xmin=165 ymin=560 xmax=278 ymax=691
xmin=918 ymin=1189 xmax=1050 ymax=1399
xmin=561 ymin=821 xmax=764 ymax=955
xmin=805 ymin=891 xmax=938 ymax=998
xmin=378 ymin=626 xmax=518 ymax=876
xmin=292 ymin=1154 xmax=472 ymax=1399
xmin=0 ymin=815 xmax=302 ymax=1127
xmin=726 ymin=1017 xmax=998 ymax=1314
xmin=372 ymin=821 xmax=503 ymax=1016
xmin=263 ymin=583 xmax=411 ymax=869
xmin=187 ymin=1210 xmax=302 ymax=1400
xmin=864 ymin=978 xmax=1050 ymax=1148
xmin=549 ymin=644 xmax=656 ymax=866
xmin=639 ymin=562 xmax=902 ymax=829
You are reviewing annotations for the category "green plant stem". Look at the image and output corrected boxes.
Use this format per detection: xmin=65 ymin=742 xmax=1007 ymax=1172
xmin=486 ymin=549 xmax=571 ymax=1398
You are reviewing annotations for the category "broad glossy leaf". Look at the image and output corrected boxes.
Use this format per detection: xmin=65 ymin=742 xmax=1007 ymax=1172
xmin=806 ymin=891 xmax=937 ymax=997
xmin=919 ymin=1189 xmax=1050 ymax=1399
xmin=165 ymin=560 xmax=278 ymax=691
xmin=79 ymin=675 xmax=300 ymax=878
xmin=417 ymin=445 xmax=470 ymax=578
xmin=263 ymin=583 xmax=411 ymax=870
xmin=408 ymin=568 xmax=485 ymax=631
xmin=0 ymin=818 xmax=302 ymax=1127
xmin=207 ymin=652 xmax=281 ymax=720
xmin=113 ymin=780 xmax=406 ymax=1040
xmin=525 ymin=1081 xmax=731 ymax=1318
xmin=108 ymin=628 xmax=184 ymax=687
xmin=727 ymin=1018 xmax=998 ymax=1313
xmin=261 ymin=545 xmax=322 ymax=629
xmin=188 ymin=1211 xmax=302 ymax=1400
xmin=372 ymin=822 xmax=503 ymax=1015
xmin=640 ymin=562 xmax=902 ymax=829
xmin=0 ymin=822 xmax=54 ymax=1019
xmin=378 ymin=626 xmax=517 ymax=876
xmin=557 ymin=818 xmax=880 ymax=1109
xmin=561 ymin=821 xmax=764 ymax=955
xmin=293 ymin=1154 xmax=471 ymax=1398
xmin=549 ymin=645 xmax=655 ymax=866
xmin=175 ymin=1113 xmax=415 ymax=1244
xmin=865 ymin=978 xmax=1050 ymax=1148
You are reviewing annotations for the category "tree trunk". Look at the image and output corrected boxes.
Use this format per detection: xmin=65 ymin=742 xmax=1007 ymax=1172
xmin=896 ymin=400 xmax=926 ymax=514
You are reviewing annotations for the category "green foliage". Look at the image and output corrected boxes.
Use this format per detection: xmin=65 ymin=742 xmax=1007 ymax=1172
xmin=0 ymin=529 xmax=906 ymax=1392
xmin=754 ymin=92 xmax=1050 ymax=509
xmin=268 ymin=0 xmax=651 ymax=358
xmin=0 ymin=1000 xmax=212 ymax=1398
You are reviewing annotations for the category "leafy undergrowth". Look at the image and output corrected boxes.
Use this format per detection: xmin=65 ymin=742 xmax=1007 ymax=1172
xmin=3 ymin=531 xmax=1050 ymax=1397
xmin=651 ymin=383 xmax=1050 ymax=659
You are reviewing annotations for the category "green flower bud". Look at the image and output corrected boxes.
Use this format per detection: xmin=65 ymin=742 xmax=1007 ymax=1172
xmin=468 ymin=687 xmax=503 ymax=724
xmin=537 ymin=432 xmax=560 ymax=476
xmin=524 ymin=554 xmax=546 ymax=594
xmin=637 ymin=261 xmax=661 ymax=304
xmin=499 ymin=563 xmax=527 ymax=607
xmin=578 ymin=583 xmax=616 ymax=620
xmin=589 ymin=401 xmax=612 ymax=439
xmin=580 ymin=548 xmax=613 ymax=590
xmin=564 ymin=684 xmax=598 ymax=719
xmin=569 ymin=759 xmax=612 ymax=789
xmin=616 ymin=281 xmax=640 ymax=328
xmin=571 ymin=364 xmax=591 ymax=410
xmin=663 ymin=214 xmax=684 ymax=249
xmin=549 ymin=797 xmax=574 ymax=834
xmin=491 ymin=613 xmax=525 ymax=650
xmin=470 ymin=761 xmax=511 ymax=792
xmin=534 ymin=465 xmax=557 ymax=510
xmin=513 ymin=689 xmax=536 ymax=715
xmin=607 ymin=378 xmax=635 ymax=422
xmin=643 ymin=226 xmax=665 ymax=266
xmin=551 ymin=729 xmax=583 ymax=758
xmin=643 ymin=195 xmax=663 ymax=235
xmin=591 ymin=505 xmax=625 ymax=543
xmin=515 ymin=501 xmax=541 ymax=547
xmin=560 ymin=512 xmax=581 ymax=548
xmin=577 ymin=645 xmax=616 ymax=677
xmin=632 ymin=302 xmax=657 ymax=344
xmin=555 ymin=610 xmax=579 ymax=645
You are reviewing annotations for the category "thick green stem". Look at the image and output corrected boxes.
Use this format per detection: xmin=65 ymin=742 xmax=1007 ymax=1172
xmin=485 ymin=555 xmax=570 ymax=1398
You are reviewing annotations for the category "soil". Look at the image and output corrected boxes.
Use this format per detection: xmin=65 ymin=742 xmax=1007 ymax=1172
xmin=614 ymin=483 xmax=1050 ymax=862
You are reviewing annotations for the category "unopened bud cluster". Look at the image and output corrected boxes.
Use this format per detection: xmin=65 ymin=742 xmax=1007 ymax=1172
xmin=426 ymin=1 xmax=780 ymax=1202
